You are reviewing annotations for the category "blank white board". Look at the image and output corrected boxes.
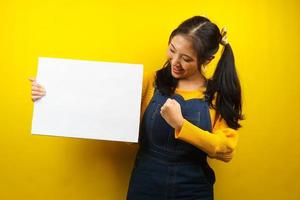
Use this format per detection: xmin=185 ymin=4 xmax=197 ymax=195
xmin=31 ymin=57 xmax=143 ymax=142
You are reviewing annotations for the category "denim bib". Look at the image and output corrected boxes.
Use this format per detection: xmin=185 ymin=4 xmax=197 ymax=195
xmin=127 ymin=88 xmax=215 ymax=200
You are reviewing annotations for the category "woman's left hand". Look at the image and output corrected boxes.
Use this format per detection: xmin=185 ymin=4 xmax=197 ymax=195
xmin=160 ymin=98 xmax=184 ymax=131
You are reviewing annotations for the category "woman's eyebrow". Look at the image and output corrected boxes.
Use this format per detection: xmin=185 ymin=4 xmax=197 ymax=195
xmin=170 ymin=43 xmax=194 ymax=60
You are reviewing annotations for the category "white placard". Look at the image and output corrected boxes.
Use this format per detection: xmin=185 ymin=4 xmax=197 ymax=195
xmin=31 ymin=57 xmax=143 ymax=142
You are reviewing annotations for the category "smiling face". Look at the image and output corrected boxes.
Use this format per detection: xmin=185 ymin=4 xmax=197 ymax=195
xmin=167 ymin=34 xmax=202 ymax=80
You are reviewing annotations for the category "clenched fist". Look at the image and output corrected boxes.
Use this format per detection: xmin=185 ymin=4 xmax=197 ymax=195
xmin=160 ymin=98 xmax=184 ymax=131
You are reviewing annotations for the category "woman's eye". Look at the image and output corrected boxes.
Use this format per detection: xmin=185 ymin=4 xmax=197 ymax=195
xmin=183 ymin=58 xmax=192 ymax=62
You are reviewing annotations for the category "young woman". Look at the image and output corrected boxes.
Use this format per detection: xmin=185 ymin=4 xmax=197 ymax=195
xmin=29 ymin=16 xmax=243 ymax=200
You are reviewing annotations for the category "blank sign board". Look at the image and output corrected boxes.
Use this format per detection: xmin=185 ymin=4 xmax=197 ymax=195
xmin=31 ymin=57 xmax=143 ymax=142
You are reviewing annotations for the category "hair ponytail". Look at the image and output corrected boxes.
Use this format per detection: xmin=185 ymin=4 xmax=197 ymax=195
xmin=206 ymin=44 xmax=244 ymax=129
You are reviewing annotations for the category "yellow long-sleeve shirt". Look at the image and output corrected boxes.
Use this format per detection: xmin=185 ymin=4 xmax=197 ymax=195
xmin=140 ymin=71 xmax=239 ymax=160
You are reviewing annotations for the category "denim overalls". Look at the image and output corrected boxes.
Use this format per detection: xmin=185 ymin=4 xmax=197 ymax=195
xmin=127 ymin=88 xmax=215 ymax=200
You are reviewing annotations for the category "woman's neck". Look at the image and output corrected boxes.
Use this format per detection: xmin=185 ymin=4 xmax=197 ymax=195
xmin=177 ymin=74 xmax=207 ymax=91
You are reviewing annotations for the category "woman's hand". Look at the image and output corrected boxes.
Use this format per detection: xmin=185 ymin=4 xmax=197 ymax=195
xmin=160 ymin=98 xmax=184 ymax=131
xmin=208 ymin=150 xmax=235 ymax=162
xmin=28 ymin=77 xmax=46 ymax=102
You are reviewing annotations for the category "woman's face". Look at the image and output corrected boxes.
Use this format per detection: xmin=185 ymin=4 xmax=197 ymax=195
xmin=167 ymin=34 xmax=201 ymax=80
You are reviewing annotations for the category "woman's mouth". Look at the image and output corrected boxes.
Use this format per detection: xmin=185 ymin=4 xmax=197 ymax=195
xmin=172 ymin=66 xmax=184 ymax=74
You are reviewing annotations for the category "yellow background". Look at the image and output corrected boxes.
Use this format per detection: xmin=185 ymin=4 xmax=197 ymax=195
xmin=1 ymin=0 xmax=300 ymax=199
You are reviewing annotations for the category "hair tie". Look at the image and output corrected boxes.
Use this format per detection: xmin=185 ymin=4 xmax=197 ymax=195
xmin=220 ymin=27 xmax=228 ymax=46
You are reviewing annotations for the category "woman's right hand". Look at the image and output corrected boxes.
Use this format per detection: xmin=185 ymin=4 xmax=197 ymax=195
xmin=28 ymin=77 xmax=46 ymax=102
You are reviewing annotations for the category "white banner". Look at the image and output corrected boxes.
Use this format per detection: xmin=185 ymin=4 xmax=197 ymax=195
xmin=31 ymin=57 xmax=143 ymax=142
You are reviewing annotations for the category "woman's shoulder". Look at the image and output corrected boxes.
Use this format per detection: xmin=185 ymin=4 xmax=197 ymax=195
xmin=141 ymin=69 xmax=156 ymax=99
xmin=143 ymin=70 xmax=156 ymax=85
xmin=141 ymin=70 xmax=156 ymax=95
xmin=140 ymin=70 xmax=156 ymax=119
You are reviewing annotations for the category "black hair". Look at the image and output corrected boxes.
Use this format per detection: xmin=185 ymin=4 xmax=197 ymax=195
xmin=155 ymin=16 xmax=244 ymax=129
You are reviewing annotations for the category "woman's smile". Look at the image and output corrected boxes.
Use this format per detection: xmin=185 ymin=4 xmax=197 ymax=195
xmin=172 ymin=65 xmax=184 ymax=74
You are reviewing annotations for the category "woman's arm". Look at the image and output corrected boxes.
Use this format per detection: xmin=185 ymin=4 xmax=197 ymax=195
xmin=139 ymin=71 xmax=155 ymax=121
xmin=137 ymin=71 xmax=239 ymax=161
xmin=175 ymin=118 xmax=239 ymax=161
xmin=158 ymin=92 xmax=239 ymax=162
xmin=126 ymin=71 xmax=155 ymax=146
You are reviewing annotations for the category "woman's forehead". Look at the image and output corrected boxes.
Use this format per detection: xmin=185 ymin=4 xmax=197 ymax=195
xmin=170 ymin=35 xmax=197 ymax=57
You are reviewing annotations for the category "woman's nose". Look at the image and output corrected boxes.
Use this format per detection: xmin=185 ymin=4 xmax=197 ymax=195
xmin=171 ymin=55 xmax=180 ymax=66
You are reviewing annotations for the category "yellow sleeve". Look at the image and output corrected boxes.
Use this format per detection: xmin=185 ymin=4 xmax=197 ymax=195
xmin=140 ymin=70 xmax=155 ymax=121
xmin=127 ymin=70 xmax=155 ymax=146
xmin=174 ymin=114 xmax=239 ymax=157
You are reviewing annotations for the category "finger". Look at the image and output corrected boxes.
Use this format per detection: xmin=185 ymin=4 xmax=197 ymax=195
xmin=28 ymin=77 xmax=36 ymax=82
xmin=31 ymin=92 xmax=45 ymax=97
xmin=160 ymin=109 xmax=165 ymax=116
xmin=31 ymin=96 xmax=41 ymax=101
xmin=168 ymin=99 xmax=175 ymax=104
xmin=31 ymin=82 xmax=42 ymax=87
xmin=219 ymin=154 xmax=232 ymax=161
xmin=32 ymin=91 xmax=45 ymax=96
xmin=30 ymin=81 xmax=43 ymax=87
xmin=216 ymin=152 xmax=233 ymax=159
xmin=171 ymin=99 xmax=179 ymax=105
xmin=167 ymin=100 xmax=173 ymax=106
xmin=32 ymin=84 xmax=44 ymax=90
xmin=224 ymin=152 xmax=233 ymax=156
xmin=222 ymin=151 xmax=233 ymax=156
xmin=31 ymin=91 xmax=42 ymax=96
xmin=225 ymin=148 xmax=233 ymax=153
xmin=31 ymin=84 xmax=42 ymax=89
xmin=32 ymin=86 xmax=44 ymax=92
xmin=223 ymin=155 xmax=233 ymax=161
xmin=223 ymin=154 xmax=232 ymax=159
xmin=31 ymin=84 xmax=41 ymax=89
xmin=166 ymin=98 xmax=173 ymax=104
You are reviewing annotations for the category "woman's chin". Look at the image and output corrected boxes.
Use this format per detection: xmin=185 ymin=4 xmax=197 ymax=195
xmin=171 ymin=71 xmax=180 ymax=78
xmin=171 ymin=70 xmax=184 ymax=79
